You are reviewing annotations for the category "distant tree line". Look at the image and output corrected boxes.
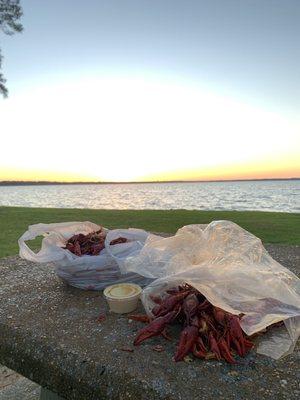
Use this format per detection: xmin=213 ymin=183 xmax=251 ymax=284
xmin=0 ymin=0 xmax=23 ymax=97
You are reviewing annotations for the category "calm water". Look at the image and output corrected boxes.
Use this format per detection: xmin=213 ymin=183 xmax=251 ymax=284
xmin=0 ymin=181 xmax=299 ymax=212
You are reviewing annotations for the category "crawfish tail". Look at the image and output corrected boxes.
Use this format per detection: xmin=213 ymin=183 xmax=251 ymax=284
xmin=231 ymin=337 xmax=243 ymax=357
xmin=193 ymin=336 xmax=207 ymax=359
xmin=218 ymin=337 xmax=236 ymax=364
xmin=227 ymin=315 xmax=246 ymax=356
xmin=244 ymin=338 xmax=254 ymax=350
xmin=208 ymin=331 xmax=222 ymax=361
xmin=134 ymin=310 xmax=176 ymax=346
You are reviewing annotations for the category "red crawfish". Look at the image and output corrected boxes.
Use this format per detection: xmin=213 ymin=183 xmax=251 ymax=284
xmin=128 ymin=314 xmax=151 ymax=323
xmin=193 ymin=336 xmax=207 ymax=359
xmin=183 ymin=293 xmax=199 ymax=325
xmin=134 ymin=309 xmax=178 ymax=346
xmin=213 ymin=306 xmax=227 ymax=326
xmin=197 ymin=299 xmax=211 ymax=312
xmin=197 ymin=314 xmax=222 ymax=361
xmin=174 ymin=316 xmax=200 ymax=362
xmin=132 ymin=284 xmax=255 ymax=364
xmin=109 ymin=237 xmax=128 ymax=245
xmin=149 ymin=294 xmax=162 ymax=304
xmin=226 ymin=314 xmax=246 ymax=356
xmin=152 ymin=290 xmax=190 ymax=317
xmin=198 ymin=312 xmax=217 ymax=335
xmin=213 ymin=307 xmax=252 ymax=357
xmin=166 ymin=283 xmax=194 ymax=294
xmin=207 ymin=331 xmax=222 ymax=361
xmin=218 ymin=337 xmax=236 ymax=364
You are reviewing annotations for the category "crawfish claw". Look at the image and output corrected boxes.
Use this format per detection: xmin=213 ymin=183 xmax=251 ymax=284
xmin=128 ymin=314 xmax=151 ymax=323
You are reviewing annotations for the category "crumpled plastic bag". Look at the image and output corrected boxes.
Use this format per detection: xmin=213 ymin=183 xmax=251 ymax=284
xmin=18 ymin=221 xmax=155 ymax=290
xmin=122 ymin=220 xmax=300 ymax=359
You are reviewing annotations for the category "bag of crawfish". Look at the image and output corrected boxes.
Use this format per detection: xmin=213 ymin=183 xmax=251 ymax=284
xmin=123 ymin=221 xmax=300 ymax=360
xmin=18 ymin=221 xmax=155 ymax=290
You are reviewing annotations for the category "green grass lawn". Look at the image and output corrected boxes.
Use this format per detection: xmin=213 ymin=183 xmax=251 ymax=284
xmin=0 ymin=206 xmax=299 ymax=258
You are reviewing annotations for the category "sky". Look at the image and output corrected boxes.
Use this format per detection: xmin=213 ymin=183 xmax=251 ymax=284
xmin=0 ymin=0 xmax=299 ymax=182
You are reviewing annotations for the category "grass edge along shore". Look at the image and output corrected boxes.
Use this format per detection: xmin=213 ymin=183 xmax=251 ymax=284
xmin=0 ymin=206 xmax=299 ymax=258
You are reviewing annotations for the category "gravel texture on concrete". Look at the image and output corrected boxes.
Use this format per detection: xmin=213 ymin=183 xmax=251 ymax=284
xmin=0 ymin=244 xmax=299 ymax=400
xmin=0 ymin=365 xmax=40 ymax=400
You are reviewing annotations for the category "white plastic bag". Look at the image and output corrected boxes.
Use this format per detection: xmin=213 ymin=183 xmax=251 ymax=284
xmin=123 ymin=221 xmax=300 ymax=359
xmin=105 ymin=228 xmax=150 ymax=268
xmin=18 ymin=221 xmax=154 ymax=290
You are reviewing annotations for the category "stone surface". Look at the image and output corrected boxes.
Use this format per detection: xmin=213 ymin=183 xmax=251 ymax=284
xmin=0 ymin=244 xmax=299 ymax=400
xmin=0 ymin=365 xmax=40 ymax=400
xmin=0 ymin=364 xmax=40 ymax=400
xmin=0 ymin=365 xmax=20 ymax=391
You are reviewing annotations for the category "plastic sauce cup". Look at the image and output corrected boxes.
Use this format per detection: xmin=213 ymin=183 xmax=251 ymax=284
xmin=103 ymin=283 xmax=142 ymax=314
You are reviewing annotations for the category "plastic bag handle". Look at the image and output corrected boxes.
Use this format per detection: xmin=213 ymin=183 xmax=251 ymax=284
xmin=18 ymin=223 xmax=66 ymax=263
xmin=18 ymin=221 xmax=104 ymax=264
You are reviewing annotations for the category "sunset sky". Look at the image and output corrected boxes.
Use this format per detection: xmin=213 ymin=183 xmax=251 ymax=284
xmin=1 ymin=0 xmax=299 ymax=182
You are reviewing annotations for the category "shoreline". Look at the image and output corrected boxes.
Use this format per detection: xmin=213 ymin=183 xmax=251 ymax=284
xmin=0 ymin=178 xmax=299 ymax=186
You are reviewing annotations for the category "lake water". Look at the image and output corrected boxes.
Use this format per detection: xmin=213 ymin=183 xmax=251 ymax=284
xmin=0 ymin=180 xmax=299 ymax=212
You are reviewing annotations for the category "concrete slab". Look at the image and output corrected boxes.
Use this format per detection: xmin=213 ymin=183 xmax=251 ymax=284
xmin=0 ymin=365 xmax=40 ymax=399
xmin=0 ymin=244 xmax=299 ymax=400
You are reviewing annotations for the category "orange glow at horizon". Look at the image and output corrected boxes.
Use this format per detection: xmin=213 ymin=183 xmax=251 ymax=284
xmin=1 ymin=155 xmax=299 ymax=182
xmin=1 ymin=77 xmax=299 ymax=183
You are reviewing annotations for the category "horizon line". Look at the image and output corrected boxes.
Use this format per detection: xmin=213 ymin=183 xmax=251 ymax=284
xmin=0 ymin=177 xmax=299 ymax=186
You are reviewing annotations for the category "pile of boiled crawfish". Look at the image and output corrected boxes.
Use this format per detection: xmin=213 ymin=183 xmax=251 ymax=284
xmin=131 ymin=283 xmax=254 ymax=364
xmin=64 ymin=230 xmax=128 ymax=256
